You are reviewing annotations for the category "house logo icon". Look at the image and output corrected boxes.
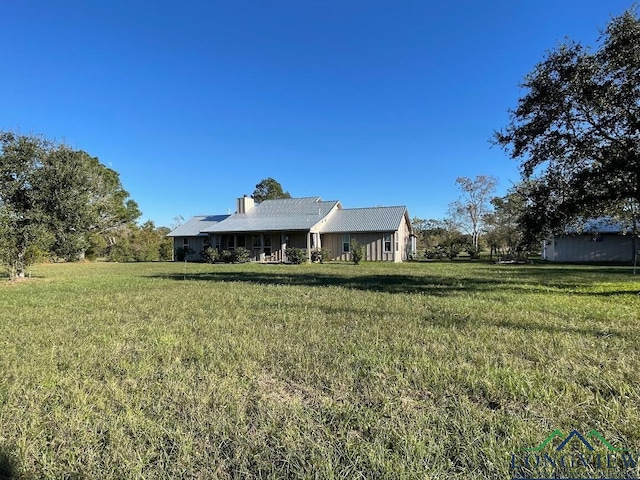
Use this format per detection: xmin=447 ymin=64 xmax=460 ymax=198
xmin=511 ymin=429 xmax=637 ymax=480
xmin=523 ymin=429 xmax=628 ymax=453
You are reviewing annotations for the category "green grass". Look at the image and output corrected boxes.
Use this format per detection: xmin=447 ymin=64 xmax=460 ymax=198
xmin=1 ymin=261 xmax=639 ymax=479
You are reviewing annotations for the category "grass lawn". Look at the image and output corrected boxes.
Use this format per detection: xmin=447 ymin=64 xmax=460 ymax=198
xmin=1 ymin=260 xmax=639 ymax=479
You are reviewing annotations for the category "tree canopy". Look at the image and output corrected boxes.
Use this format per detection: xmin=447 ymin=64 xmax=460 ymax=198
xmin=495 ymin=8 xmax=640 ymax=236
xmin=0 ymin=132 xmax=140 ymax=278
xmin=251 ymin=177 xmax=291 ymax=203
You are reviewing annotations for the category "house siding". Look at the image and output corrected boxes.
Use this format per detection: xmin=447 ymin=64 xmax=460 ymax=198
xmin=287 ymin=232 xmax=308 ymax=249
xmin=544 ymin=235 xmax=634 ymax=263
xmin=168 ymin=199 xmax=414 ymax=263
xmin=321 ymin=232 xmax=396 ymax=262
xmin=173 ymin=236 xmax=208 ymax=261
xmin=318 ymin=214 xmax=413 ymax=262
xmin=397 ymin=214 xmax=413 ymax=261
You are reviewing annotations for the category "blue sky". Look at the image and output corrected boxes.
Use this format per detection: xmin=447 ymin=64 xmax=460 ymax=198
xmin=1 ymin=1 xmax=633 ymax=228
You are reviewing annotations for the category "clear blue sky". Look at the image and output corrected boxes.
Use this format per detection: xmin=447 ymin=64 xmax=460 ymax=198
xmin=1 ymin=1 xmax=633 ymax=228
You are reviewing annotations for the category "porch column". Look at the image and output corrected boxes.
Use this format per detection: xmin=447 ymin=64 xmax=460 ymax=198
xmin=281 ymin=233 xmax=287 ymax=263
xmin=306 ymin=232 xmax=311 ymax=262
xmin=392 ymin=232 xmax=396 ymax=262
xmin=260 ymin=233 xmax=264 ymax=262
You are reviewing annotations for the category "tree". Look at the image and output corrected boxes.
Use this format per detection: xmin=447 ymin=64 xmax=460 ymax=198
xmin=483 ymin=190 xmax=528 ymax=260
xmin=416 ymin=218 xmax=466 ymax=260
xmin=251 ymin=178 xmax=291 ymax=203
xmin=37 ymin=146 xmax=140 ymax=259
xmin=411 ymin=217 xmax=430 ymax=251
xmin=100 ymin=222 xmax=174 ymax=263
xmin=0 ymin=132 xmax=140 ymax=278
xmin=412 ymin=217 xmax=455 ymax=254
xmin=447 ymin=175 xmax=498 ymax=256
xmin=494 ymin=8 xmax=640 ymax=239
xmin=170 ymin=215 xmax=185 ymax=230
xmin=1 ymin=133 xmax=53 ymax=278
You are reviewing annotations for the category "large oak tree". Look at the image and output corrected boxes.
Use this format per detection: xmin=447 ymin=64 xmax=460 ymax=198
xmin=0 ymin=132 xmax=140 ymax=278
xmin=495 ymin=8 xmax=640 ymax=239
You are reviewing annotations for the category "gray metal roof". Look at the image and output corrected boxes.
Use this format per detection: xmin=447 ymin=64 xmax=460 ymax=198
xmin=166 ymin=215 xmax=230 ymax=237
xmin=319 ymin=206 xmax=408 ymax=233
xmin=203 ymin=197 xmax=339 ymax=233
xmin=564 ymin=217 xmax=634 ymax=234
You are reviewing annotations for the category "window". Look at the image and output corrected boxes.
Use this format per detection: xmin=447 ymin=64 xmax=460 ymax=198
xmin=252 ymin=235 xmax=261 ymax=248
xmin=237 ymin=236 xmax=246 ymax=248
xmin=342 ymin=233 xmax=350 ymax=253
xmin=383 ymin=234 xmax=392 ymax=253
xmin=183 ymin=238 xmax=189 ymax=247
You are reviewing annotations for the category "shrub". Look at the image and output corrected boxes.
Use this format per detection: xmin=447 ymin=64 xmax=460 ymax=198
xmin=202 ymin=247 xmax=220 ymax=264
xmin=311 ymin=248 xmax=331 ymax=263
xmin=285 ymin=247 xmax=307 ymax=264
xmin=232 ymin=247 xmax=251 ymax=263
xmin=158 ymin=240 xmax=174 ymax=262
xmin=465 ymin=245 xmax=481 ymax=259
xmin=175 ymin=246 xmax=194 ymax=262
xmin=351 ymin=240 xmax=364 ymax=265
xmin=425 ymin=246 xmax=445 ymax=260
xmin=445 ymin=244 xmax=462 ymax=260
xmin=220 ymin=250 xmax=234 ymax=263
xmin=109 ymin=242 xmax=135 ymax=263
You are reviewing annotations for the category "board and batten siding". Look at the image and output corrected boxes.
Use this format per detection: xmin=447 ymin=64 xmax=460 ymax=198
xmin=397 ymin=213 xmax=412 ymax=261
xmin=321 ymin=232 xmax=397 ymax=262
xmin=544 ymin=235 xmax=634 ymax=263
xmin=174 ymin=236 xmax=208 ymax=261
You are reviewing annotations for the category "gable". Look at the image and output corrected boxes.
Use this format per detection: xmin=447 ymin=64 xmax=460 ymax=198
xmin=204 ymin=197 xmax=339 ymax=233
xmin=319 ymin=206 xmax=407 ymax=233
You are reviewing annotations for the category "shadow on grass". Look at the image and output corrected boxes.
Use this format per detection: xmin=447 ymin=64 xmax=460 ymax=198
xmin=0 ymin=447 xmax=17 ymax=480
xmin=491 ymin=318 xmax=631 ymax=340
xmin=149 ymin=267 xmax=640 ymax=340
xmin=150 ymin=270 xmax=505 ymax=296
xmin=149 ymin=265 xmax=639 ymax=297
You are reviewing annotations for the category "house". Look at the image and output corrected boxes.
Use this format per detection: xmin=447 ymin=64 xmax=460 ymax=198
xmin=542 ymin=218 xmax=639 ymax=263
xmin=167 ymin=196 xmax=415 ymax=262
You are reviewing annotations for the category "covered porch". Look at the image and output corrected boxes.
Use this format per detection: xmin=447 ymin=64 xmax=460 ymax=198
xmin=208 ymin=230 xmax=321 ymax=262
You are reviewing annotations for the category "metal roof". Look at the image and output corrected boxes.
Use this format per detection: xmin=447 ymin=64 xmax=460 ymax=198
xmin=203 ymin=197 xmax=339 ymax=233
xmin=319 ymin=206 xmax=407 ymax=233
xmin=166 ymin=215 xmax=230 ymax=237
xmin=563 ymin=217 xmax=634 ymax=234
